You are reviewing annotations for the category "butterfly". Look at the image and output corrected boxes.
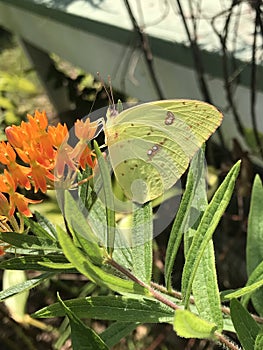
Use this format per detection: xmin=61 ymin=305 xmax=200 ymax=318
xmin=101 ymin=99 xmax=223 ymax=204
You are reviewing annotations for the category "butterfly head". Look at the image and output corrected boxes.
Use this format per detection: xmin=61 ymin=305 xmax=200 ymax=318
xmin=106 ymin=99 xmax=123 ymax=121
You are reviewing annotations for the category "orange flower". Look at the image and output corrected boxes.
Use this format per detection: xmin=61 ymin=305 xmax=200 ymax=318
xmin=9 ymin=192 xmax=40 ymax=217
xmin=78 ymin=145 xmax=97 ymax=170
xmin=27 ymin=110 xmax=48 ymax=131
xmin=0 ymin=192 xmax=11 ymax=218
xmin=0 ymin=141 xmax=31 ymax=189
xmin=74 ymin=118 xmax=101 ymax=141
xmin=0 ymin=170 xmax=40 ymax=216
xmin=5 ymin=123 xmax=28 ymax=148
xmin=1 ymin=110 xmax=99 ymax=206
xmin=6 ymin=111 xmax=54 ymax=159
xmin=48 ymin=123 xmax=69 ymax=148
xmin=55 ymin=143 xmax=77 ymax=178
xmin=30 ymin=162 xmax=55 ymax=193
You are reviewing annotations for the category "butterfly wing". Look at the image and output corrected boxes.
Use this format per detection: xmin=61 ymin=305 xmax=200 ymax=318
xmin=105 ymin=100 xmax=223 ymax=203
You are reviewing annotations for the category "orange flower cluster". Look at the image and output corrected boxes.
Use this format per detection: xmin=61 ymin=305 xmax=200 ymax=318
xmin=0 ymin=110 xmax=99 ymax=238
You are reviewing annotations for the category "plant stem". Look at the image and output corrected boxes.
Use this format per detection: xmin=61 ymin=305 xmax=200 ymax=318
xmin=107 ymin=258 xmax=180 ymax=310
xmin=151 ymin=281 xmax=263 ymax=325
xmin=214 ymin=331 xmax=241 ymax=350
xmin=108 ymin=260 xmax=242 ymax=349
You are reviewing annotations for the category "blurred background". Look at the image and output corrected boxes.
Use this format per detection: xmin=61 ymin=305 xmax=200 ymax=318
xmin=0 ymin=0 xmax=262 ymax=349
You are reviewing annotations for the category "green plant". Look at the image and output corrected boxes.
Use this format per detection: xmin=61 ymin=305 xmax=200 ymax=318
xmin=0 ymin=107 xmax=263 ymax=350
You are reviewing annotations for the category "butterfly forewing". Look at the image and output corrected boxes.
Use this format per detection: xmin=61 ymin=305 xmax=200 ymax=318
xmin=105 ymin=100 xmax=223 ymax=203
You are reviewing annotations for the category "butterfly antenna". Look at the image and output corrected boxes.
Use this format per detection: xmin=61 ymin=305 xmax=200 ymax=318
xmin=96 ymin=72 xmax=113 ymax=105
xmin=88 ymin=86 xmax=99 ymax=115
xmin=108 ymin=75 xmax=115 ymax=106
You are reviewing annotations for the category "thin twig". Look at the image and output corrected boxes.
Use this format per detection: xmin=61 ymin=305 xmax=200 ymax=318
xmin=174 ymin=0 xmax=226 ymax=150
xmin=106 ymin=262 xmax=241 ymax=349
xmin=107 ymin=257 xmax=179 ymax=310
xmin=250 ymin=2 xmax=263 ymax=158
xmin=211 ymin=1 xmax=246 ymax=139
xmin=150 ymin=281 xmax=263 ymax=324
xmin=123 ymin=0 xmax=165 ymax=99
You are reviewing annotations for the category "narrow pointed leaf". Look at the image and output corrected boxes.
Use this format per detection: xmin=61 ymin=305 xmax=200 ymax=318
xmin=230 ymin=298 xmax=260 ymax=350
xmin=23 ymin=216 xmax=56 ymax=240
xmin=101 ymin=322 xmax=139 ymax=347
xmin=57 ymin=294 xmax=109 ymax=350
xmin=0 ymin=232 xmax=61 ymax=252
xmin=165 ymin=161 xmax=195 ymax=290
xmin=0 ymin=272 xmax=54 ymax=301
xmin=247 ymin=175 xmax=263 ymax=274
xmin=182 ymin=161 xmax=240 ymax=307
xmin=32 ymin=295 xmax=174 ymax=323
xmin=165 ymin=149 xmax=206 ymax=290
xmin=131 ymin=202 xmax=153 ymax=283
xmin=64 ymin=190 xmax=104 ymax=266
xmin=57 ymin=226 xmax=148 ymax=295
xmin=246 ymin=175 xmax=263 ymax=315
xmin=34 ymin=211 xmax=57 ymax=239
xmin=182 ymin=148 xmax=223 ymax=330
xmin=94 ymin=141 xmax=115 ymax=254
xmin=242 ymin=260 xmax=263 ymax=307
xmin=224 ymin=278 xmax=263 ymax=300
xmin=193 ymin=240 xmax=223 ymax=330
xmin=0 ymin=255 xmax=73 ymax=271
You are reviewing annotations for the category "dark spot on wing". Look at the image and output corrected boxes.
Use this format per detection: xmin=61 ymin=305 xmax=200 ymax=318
xmin=147 ymin=144 xmax=161 ymax=160
xmin=165 ymin=111 xmax=175 ymax=125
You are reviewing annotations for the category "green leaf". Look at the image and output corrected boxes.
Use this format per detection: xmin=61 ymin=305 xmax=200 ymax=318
xmin=64 ymin=190 xmax=104 ymax=266
xmin=0 ymin=232 xmax=61 ymax=252
xmin=247 ymin=175 xmax=263 ymax=273
xmin=230 ymin=299 xmax=260 ymax=350
xmin=32 ymin=295 xmax=174 ymax=323
xmin=34 ymin=211 xmax=57 ymax=239
xmin=192 ymin=240 xmax=223 ymax=331
xmin=246 ymin=175 xmax=263 ymax=315
xmin=101 ymin=322 xmax=139 ymax=348
xmin=0 ymin=272 xmax=54 ymax=301
xmin=78 ymin=165 xmax=93 ymax=210
xmin=94 ymin=141 xmax=116 ymax=255
xmin=0 ymin=255 xmax=73 ymax=271
xmin=24 ymin=216 xmax=56 ymax=240
xmin=165 ymin=149 xmax=205 ymax=290
xmin=255 ymin=332 xmax=263 ymax=350
xmin=241 ymin=260 xmax=263 ymax=307
xmin=131 ymin=202 xmax=153 ymax=283
xmin=89 ymin=197 xmax=133 ymax=270
xmin=57 ymin=294 xmax=109 ymax=350
xmin=182 ymin=161 xmax=240 ymax=307
xmin=224 ymin=278 xmax=263 ymax=300
xmin=174 ymin=309 xmax=217 ymax=339
xmin=181 ymin=148 xmax=223 ymax=330
xmin=56 ymin=226 xmax=148 ymax=295
xmin=3 ymin=270 xmax=29 ymax=323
